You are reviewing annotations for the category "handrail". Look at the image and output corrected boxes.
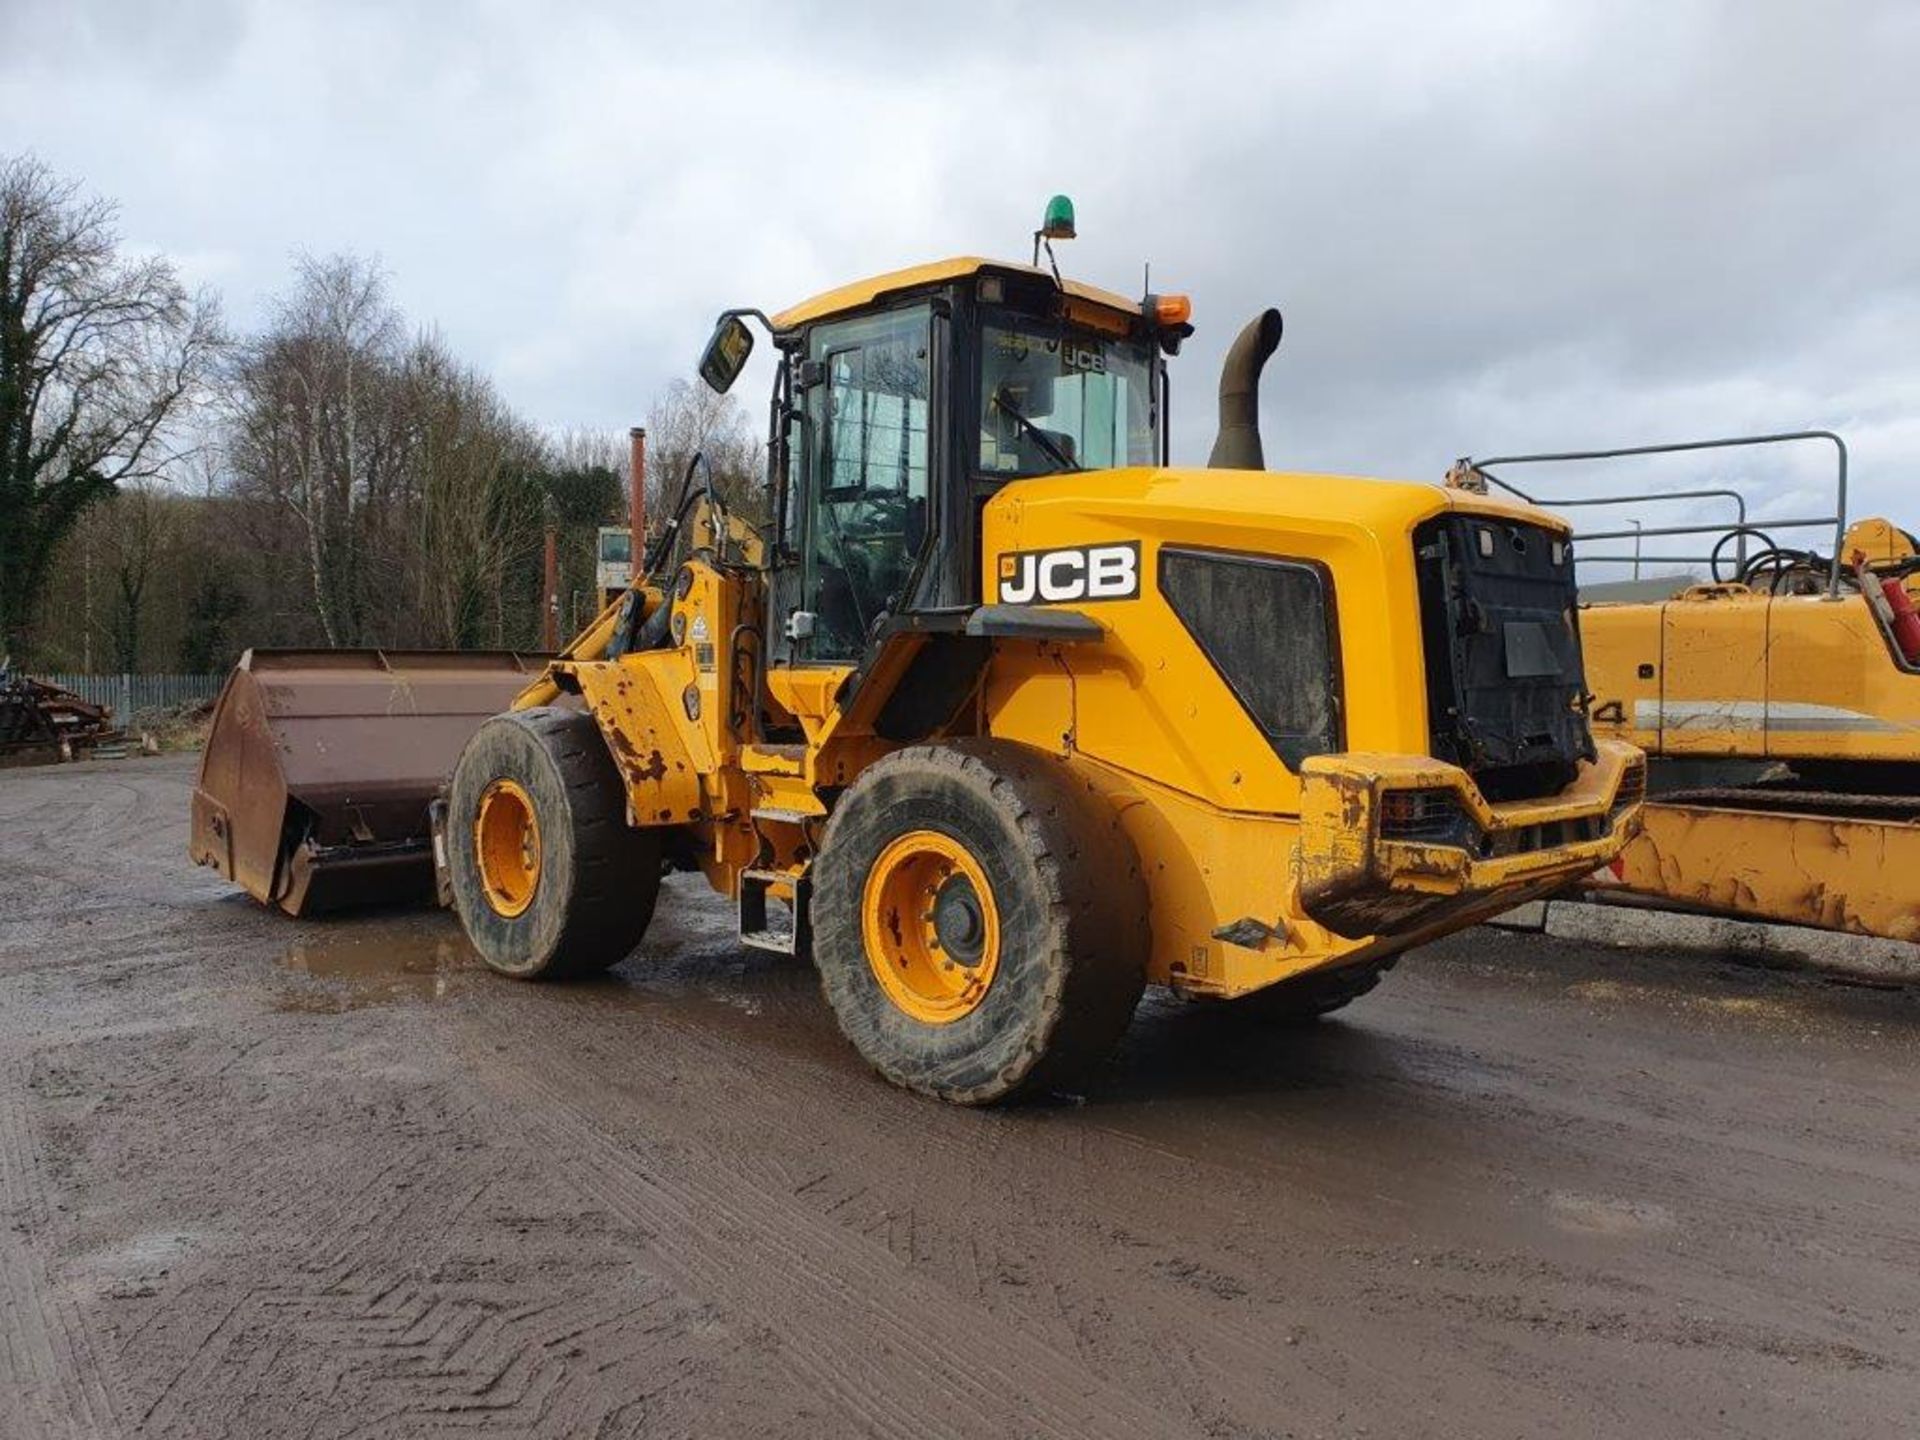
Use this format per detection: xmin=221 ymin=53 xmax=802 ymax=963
xmin=1480 ymin=487 xmax=1753 ymax=572
xmin=1460 ymin=430 xmax=1849 ymax=597
xmin=1577 ymin=515 xmax=1836 ymax=543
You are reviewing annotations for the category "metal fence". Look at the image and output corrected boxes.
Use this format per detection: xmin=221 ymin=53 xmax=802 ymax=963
xmin=34 ymin=673 xmax=225 ymax=716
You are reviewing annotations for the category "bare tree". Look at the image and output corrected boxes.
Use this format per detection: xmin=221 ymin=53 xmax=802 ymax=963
xmin=225 ymin=254 xmax=406 ymax=646
xmin=406 ymin=335 xmax=544 ymax=648
xmin=99 ymin=482 xmax=176 ymax=672
xmin=545 ymin=427 xmax=626 ymax=482
xmin=646 ymin=378 xmax=766 ymax=528
xmin=0 ymin=153 xmax=221 ymax=660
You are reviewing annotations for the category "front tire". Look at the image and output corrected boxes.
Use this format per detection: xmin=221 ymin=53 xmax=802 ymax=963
xmin=811 ymin=740 xmax=1147 ymax=1105
xmin=447 ymin=707 xmax=659 ymax=979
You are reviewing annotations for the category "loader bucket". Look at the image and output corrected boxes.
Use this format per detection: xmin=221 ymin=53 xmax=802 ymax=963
xmin=189 ymin=649 xmax=546 ymax=916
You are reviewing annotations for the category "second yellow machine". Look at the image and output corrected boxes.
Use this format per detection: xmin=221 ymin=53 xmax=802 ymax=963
xmin=198 ymin=217 xmax=1646 ymax=1103
xmin=1451 ymin=434 xmax=1920 ymax=944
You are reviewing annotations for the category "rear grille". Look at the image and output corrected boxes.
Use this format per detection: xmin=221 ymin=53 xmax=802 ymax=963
xmin=1376 ymin=784 xmax=1613 ymax=859
xmin=1482 ymin=814 xmax=1605 ymax=858
xmin=1414 ymin=514 xmax=1596 ymax=800
xmin=1610 ymin=759 xmax=1647 ymax=820
xmin=1378 ymin=789 xmax=1467 ymax=843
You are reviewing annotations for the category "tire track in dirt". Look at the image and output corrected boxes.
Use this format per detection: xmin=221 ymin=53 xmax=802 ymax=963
xmin=0 ymin=1059 xmax=122 ymax=1439
xmin=468 ymin=986 xmax=1430 ymax=1431
xmin=35 ymin=987 xmax=794 ymax=1440
xmin=114 ymin=1099 xmax=710 ymax=1439
xmin=463 ymin=1023 xmax=1195 ymax=1440
xmin=613 ymin=1005 xmax=1461 ymax=1422
xmin=476 ymin=965 xmax=1918 ymax=1435
xmin=5 ymin=757 xmax=1918 ymax=1438
xmin=486 ymin=981 xmax=1753 ymax=1437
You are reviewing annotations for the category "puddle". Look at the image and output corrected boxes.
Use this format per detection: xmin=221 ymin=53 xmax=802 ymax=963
xmin=1545 ymin=1190 xmax=1676 ymax=1237
xmin=277 ymin=925 xmax=479 ymax=1010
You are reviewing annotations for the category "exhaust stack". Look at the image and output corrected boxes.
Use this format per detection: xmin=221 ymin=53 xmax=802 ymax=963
xmin=628 ymin=426 xmax=647 ymax=585
xmin=1207 ymin=309 xmax=1284 ymax=470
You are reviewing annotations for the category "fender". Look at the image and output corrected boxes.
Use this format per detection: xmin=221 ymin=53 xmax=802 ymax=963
xmin=561 ymin=654 xmax=710 ymax=825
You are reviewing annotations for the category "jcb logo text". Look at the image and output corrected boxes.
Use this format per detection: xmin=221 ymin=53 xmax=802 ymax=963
xmin=996 ymin=543 xmax=1140 ymax=604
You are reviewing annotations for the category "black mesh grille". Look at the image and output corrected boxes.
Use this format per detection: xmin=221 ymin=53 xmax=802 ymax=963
xmin=1159 ymin=549 xmax=1342 ymax=769
xmin=1414 ymin=515 xmax=1596 ymax=800
xmin=1610 ymin=759 xmax=1647 ymax=818
xmin=1483 ymin=815 xmax=1604 ymax=857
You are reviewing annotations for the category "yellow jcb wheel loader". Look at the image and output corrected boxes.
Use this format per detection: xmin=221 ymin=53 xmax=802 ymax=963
xmin=1457 ymin=435 xmax=1920 ymax=944
xmin=194 ymin=229 xmax=1644 ymax=1103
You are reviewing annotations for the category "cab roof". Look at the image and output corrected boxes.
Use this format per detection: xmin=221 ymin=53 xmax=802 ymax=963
xmin=770 ymin=256 xmax=1143 ymax=332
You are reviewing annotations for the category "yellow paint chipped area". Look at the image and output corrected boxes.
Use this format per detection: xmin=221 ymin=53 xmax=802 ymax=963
xmin=1614 ymin=803 xmax=1920 ymax=944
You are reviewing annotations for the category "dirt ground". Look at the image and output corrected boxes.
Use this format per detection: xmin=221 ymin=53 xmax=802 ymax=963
xmin=2 ymin=754 xmax=1916 ymax=1439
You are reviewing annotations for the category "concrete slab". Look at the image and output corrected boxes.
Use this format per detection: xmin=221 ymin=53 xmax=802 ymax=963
xmin=1485 ymin=897 xmax=1920 ymax=985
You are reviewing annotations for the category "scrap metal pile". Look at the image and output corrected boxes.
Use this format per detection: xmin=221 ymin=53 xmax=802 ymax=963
xmin=0 ymin=664 xmax=120 ymax=760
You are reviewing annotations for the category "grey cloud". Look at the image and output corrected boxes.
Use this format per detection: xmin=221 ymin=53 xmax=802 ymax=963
xmin=3 ymin=0 xmax=1913 ymax=569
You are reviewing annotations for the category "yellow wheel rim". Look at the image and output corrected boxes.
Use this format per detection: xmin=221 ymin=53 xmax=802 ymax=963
xmin=475 ymin=778 xmax=542 ymax=918
xmin=861 ymin=829 xmax=1000 ymax=1025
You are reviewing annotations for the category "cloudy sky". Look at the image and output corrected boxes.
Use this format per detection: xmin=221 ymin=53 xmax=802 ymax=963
xmin=5 ymin=0 xmax=1915 ymax=570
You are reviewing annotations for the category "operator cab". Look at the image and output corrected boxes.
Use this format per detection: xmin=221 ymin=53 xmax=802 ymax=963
xmin=594 ymin=525 xmax=633 ymax=609
xmin=697 ymin=251 xmax=1193 ymax=668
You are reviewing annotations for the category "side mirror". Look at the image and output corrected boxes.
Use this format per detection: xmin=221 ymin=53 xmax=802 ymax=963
xmin=697 ymin=314 xmax=754 ymax=394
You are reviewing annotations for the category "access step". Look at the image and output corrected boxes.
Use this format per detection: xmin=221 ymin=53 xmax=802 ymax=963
xmin=750 ymin=806 xmax=820 ymax=826
xmin=739 ymin=868 xmax=811 ymax=955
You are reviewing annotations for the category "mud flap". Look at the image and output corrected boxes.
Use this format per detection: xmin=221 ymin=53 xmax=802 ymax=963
xmin=429 ymin=797 xmax=454 ymax=909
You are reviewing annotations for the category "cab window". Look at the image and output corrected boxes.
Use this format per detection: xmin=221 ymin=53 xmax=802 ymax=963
xmin=800 ymin=306 xmax=932 ymax=660
xmin=979 ymin=319 xmax=1154 ymax=477
xmin=597 ymin=530 xmax=631 ymax=567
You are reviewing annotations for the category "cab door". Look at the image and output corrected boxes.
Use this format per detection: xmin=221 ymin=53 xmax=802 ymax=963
xmin=788 ymin=305 xmax=934 ymax=662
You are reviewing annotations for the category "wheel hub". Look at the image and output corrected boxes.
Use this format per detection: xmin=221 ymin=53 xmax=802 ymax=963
xmin=931 ymin=873 xmax=987 ymax=966
xmin=860 ymin=830 xmax=1001 ymax=1025
xmin=474 ymin=778 xmax=541 ymax=918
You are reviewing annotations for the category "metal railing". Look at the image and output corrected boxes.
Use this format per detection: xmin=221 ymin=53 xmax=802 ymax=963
xmin=1461 ymin=430 xmax=1850 ymax=597
xmin=33 ymin=673 xmax=225 ymax=717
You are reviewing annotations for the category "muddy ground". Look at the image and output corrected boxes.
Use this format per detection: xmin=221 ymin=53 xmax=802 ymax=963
xmin=1 ymin=754 xmax=1915 ymax=1439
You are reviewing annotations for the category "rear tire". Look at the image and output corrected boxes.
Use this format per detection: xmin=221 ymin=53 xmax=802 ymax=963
xmin=1230 ymin=959 xmax=1394 ymax=1023
xmin=447 ymin=706 xmax=659 ymax=979
xmin=811 ymin=740 xmax=1147 ymax=1105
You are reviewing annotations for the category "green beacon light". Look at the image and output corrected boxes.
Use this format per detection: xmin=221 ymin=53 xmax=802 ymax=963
xmin=1032 ymin=193 xmax=1077 ymax=275
xmin=1041 ymin=194 xmax=1076 ymax=241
